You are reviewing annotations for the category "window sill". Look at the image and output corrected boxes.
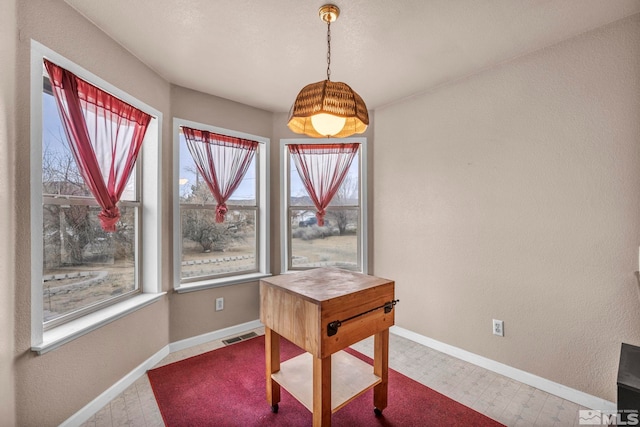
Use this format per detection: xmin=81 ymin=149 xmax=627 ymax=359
xmin=175 ymin=272 xmax=272 ymax=293
xmin=32 ymin=292 xmax=166 ymax=355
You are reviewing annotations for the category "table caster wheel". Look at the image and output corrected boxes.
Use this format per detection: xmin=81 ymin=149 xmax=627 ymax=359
xmin=374 ymin=407 xmax=383 ymax=417
xmin=271 ymin=404 xmax=279 ymax=413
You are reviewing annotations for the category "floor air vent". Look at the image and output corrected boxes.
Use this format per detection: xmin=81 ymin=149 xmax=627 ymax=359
xmin=222 ymin=331 xmax=258 ymax=345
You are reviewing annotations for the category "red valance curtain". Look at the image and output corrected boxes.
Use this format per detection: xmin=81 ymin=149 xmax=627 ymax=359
xmin=182 ymin=127 xmax=258 ymax=223
xmin=44 ymin=59 xmax=151 ymax=232
xmin=288 ymin=143 xmax=359 ymax=226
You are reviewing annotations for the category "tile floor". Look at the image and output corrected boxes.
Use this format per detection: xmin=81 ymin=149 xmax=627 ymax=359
xmin=79 ymin=327 xmax=590 ymax=427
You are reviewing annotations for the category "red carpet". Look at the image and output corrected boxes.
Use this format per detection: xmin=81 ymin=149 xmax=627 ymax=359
xmin=148 ymin=335 xmax=504 ymax=427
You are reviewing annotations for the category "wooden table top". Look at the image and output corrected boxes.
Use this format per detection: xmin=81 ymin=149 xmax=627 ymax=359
xmin=260 ymin=267 xmax=393 ymax=304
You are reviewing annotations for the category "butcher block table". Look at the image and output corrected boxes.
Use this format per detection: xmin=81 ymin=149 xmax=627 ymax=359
xmin=260 ymin=267 xmax=396 ymax=427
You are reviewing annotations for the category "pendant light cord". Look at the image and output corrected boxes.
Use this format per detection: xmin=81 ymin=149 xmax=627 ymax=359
xmin=326 ymin=21 xmax=331 ymax=81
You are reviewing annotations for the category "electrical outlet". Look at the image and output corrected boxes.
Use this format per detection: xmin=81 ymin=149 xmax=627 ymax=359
xmin=215 ymin=297 xmax=224 ymax=312
xmin=493 ymin=319 xmax=504 ymax=337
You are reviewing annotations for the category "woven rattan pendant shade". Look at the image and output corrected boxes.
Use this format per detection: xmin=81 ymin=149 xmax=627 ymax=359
xmin=287 ymin=5 xmax=369 ymax=138
xmin=287 ymin=80 xmax=368 ymax=138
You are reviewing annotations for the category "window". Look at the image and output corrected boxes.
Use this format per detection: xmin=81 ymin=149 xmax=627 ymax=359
xmin=173 ymin=119 xmax=269 ymax=292
xmin=281 ymin=138 xmax=367 ymax=273
xmin=31 ymin=42 xmax=162 ymax=352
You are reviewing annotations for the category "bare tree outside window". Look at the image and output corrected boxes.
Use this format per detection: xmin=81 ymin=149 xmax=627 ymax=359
xmin=180 ymin=178 xmax=247 ymax=253
xmin=328 ymin=175 xmax=359 ymax=236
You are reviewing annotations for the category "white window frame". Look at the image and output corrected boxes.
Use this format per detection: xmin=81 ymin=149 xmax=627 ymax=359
xmin=280 ymin=137 xmax=368 ymax=274
xmin=172 ymin=118 xmax=270 ymax=293
xmin=30 ymin=41 xmax=164 ymax=354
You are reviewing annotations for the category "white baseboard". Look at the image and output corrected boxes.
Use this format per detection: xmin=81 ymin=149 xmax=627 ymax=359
xmin=169 ymin=319 xmax=263 ymax=352
xmin=59 ymin=344 xmax=170 ymax=427
xmin=390 ymin=325 xmax=616 ymax=411
xmin=59 ymin=319 xmax=263 ymax=427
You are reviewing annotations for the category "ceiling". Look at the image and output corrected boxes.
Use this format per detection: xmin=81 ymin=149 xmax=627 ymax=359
xmin=64 ymin=0 xmax=640 ymax=113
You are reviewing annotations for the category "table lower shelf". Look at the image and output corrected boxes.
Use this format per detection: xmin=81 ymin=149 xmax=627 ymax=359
xmin=271 ymin=350 xmax=381 ymax=414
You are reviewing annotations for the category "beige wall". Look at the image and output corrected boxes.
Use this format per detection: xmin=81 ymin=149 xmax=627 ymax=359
xmin=1 ymin=0 xmax=17 ymax=424
xmin=171 ymin=85 xmax=273 ymax=137
xmin=13 ymin=1 xmax=172 ymax=426
xmin=169 ymin=282 xmax=260 ymax=342
xmin=373 ymin=14 xmax=640 ymax=402
xmin=168 ymin=85 xmax=272 ymax=342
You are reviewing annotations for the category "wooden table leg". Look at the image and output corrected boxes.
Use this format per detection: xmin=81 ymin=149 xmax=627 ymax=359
xmin=373 ymin=328 xmax=389 ymax=413
xmin=265 ymin=327 xmax=281 ymax=412
xmin=312 ymin=355 xmax=331 ymax=427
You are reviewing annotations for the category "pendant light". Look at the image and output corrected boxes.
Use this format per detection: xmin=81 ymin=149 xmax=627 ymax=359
xmin=287 ymin=4 xmax=369 ymax=138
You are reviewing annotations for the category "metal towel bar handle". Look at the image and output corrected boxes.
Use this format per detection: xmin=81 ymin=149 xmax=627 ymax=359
xmin=327 ymin=299 xmax=399 ymax=337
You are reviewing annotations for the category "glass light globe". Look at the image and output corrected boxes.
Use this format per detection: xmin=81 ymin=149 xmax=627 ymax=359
xmin=311 ymin=113 xmax=346 ymax=137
